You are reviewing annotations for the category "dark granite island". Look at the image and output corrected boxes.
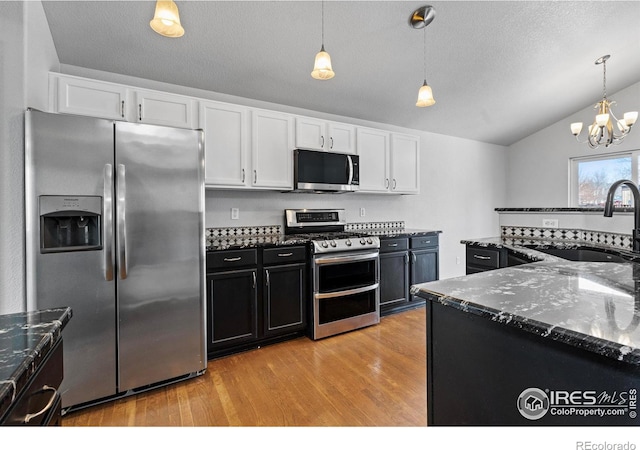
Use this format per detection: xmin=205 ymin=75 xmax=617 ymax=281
xmin=0 ymin=307 xmax=72 ymax=425
xmin=412 ymin=259 xmax=640 ymax=425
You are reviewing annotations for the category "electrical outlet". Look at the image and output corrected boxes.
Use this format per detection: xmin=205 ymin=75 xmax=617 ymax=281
xmin=456 ymin=256 xmax=460 ymax=265
xmin=542 ymin=218 xmax=558 ymax=228
xmin=231 ymin=208 xmax=239 ymax=220
xmin=360 ymin=207 xmax=366 ymax=217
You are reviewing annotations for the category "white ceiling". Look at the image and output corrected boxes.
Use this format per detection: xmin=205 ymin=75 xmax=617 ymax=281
xmin=41 ymin=0 xmax=640 ymax=146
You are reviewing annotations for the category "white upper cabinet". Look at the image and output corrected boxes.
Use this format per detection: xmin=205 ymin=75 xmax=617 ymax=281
xmin=357 ymin=128 xmax=420 ymax=194
xmin=133 ymin=89 xmax=195 ymax=129
xmin=295 ymin=116 xmax=356 ymax=154
xmin=51 ymin=74 xmax=196 ymax=129
xmin=199 ymin=100 xmax=249 ymax=188
xmin=390 ymin=133 xmax=420 ymax=194
xmin=356 ymin=127 xmax=390 ymax=193
xmin=251 ymin=109 xmax=294 ymax=190
xmin=54 ymin=74 xmax=127 ymax=120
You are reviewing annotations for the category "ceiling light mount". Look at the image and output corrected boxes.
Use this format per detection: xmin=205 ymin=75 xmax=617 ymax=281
xmin=410 ymin=5 xmax=436 ymax=107
xmin=570 ymin=54 xmax=637 ymax=149
xmin=409 ymin=5 xmax=436 ymax=29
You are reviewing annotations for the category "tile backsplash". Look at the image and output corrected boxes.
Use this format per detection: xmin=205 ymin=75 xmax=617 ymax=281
xmin=501 ymin=226 xmax=633 ymax=250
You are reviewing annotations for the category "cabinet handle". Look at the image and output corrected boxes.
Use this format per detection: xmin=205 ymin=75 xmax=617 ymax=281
xmin=241 ymin=169 xmax=245 ymax=183
xmin=387 ymin=243 xmax=398 ymax=247
xmin=121 ymin=101 xmax=125 ymax=118
xmin=393 ymin=179 xmax=397 ymax=189
xmin=23 ymin=385 xmax=57 ymax=424
xmin=252 ymin=272 xmax=256 ymax=289
xmin=330 ymin=137 xmax=334 ymax=149
xmin=321 ymin=135 xmax=325 ymax=148
xmin=223 ymin=256 xmax=242 ymax=262
xmin=254 ymin=170 xmax=257 ymax=184
xmin=404 ymin=254 xmax=409 ymax=265
xmin=473 ymin=254 xmax=491 ymax=260
xmin=412 ymin=253 xmax=416 ymax=263
xmin=385 ymin=178 xmax=389 ymax=189
xmin=423 ymin=240 xmax=431 ymax=244
xmin=265 ymin=269 xmax=270 ymax=286
xmin=138 ymin=104 xmax=142 ymax=121
xmin=278 ymin=252 xmax=293 ymax=257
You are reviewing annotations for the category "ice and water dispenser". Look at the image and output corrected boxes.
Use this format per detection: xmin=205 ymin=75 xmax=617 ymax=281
xmin=39 ymin=196 xmax=102 ymax=253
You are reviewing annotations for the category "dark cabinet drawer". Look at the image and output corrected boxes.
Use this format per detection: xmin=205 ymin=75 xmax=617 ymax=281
xmin=410 ymin=235 xmax=439 ymax=249
xmin=262 ymin=246 xmax=307 ymax=265
xmin=379 ymin=238 xmax=408 ymax=253
xmin=207 ymin=249 xmax=258 ymax=271
xmin=2 ymin=340 xmax=63 ymax=426
xmin=466 ymin=247 xmax=501 ymax=269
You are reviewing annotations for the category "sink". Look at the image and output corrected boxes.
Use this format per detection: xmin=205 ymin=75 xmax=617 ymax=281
xmin=523 ymin=245 xmax=630 ymax=263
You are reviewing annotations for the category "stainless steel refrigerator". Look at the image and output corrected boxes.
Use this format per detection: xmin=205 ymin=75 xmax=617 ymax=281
xmin=25 ymin=109 xmax=206 ymax=411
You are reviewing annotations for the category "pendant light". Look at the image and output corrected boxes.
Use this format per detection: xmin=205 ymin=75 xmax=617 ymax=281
xmin=410 ymin=5 xmax=436 ymax=107
xmin=311 ymin=1 xmax=335 ymax=80
xmin=150 ymin=0 xmax=185 ymax=38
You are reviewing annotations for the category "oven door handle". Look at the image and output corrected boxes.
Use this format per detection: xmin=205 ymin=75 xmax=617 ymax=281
xmin=314 ymin=251 xmax=379 ymax=265
xmin=315 ymin=283 xmax=379 ymax=300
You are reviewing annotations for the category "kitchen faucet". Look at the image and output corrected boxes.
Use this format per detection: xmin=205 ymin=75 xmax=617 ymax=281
xmin=604 ymin=179 xmax=640 ymax=252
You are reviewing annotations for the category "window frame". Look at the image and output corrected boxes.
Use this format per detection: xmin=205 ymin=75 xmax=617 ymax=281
xmin=569 ymin=150 xmax=640 ymax=207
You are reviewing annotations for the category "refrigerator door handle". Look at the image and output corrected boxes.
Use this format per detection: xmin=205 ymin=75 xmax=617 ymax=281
xmin=103 ymin=164 xmax=114 ymax=281
xmin=117 ymin=164 xmax=128 ymax=279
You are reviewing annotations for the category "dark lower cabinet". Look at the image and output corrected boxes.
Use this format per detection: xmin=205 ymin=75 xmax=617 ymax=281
xmin=263 ymin=262 xmax=306 ymax=337
xmin=207 ymin=268 xmax=258 ymax=351
xmin=1 ymin=339 xmax=63 ymax=426
xmin=380 ymin=234 xmax=439 ymax=315
xmin=206 ymin=246 xmax=307 ymax=359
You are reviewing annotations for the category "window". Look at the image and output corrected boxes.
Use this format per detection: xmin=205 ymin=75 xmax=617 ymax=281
xmin=570 ymin=151 xmax=640 ymax=206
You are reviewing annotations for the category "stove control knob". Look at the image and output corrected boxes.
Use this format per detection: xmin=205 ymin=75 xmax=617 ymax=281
xmin=360 ymin=238 xmax=366 ymax=245
xmin=345 ymin=239 xmax=352 ymax=246
xmin=321 ymin=241 xmax=329 ymax=248
xmin=330 ymin=240 xmax=337 ymax=247
xmin=366 ymin=238 xmax=373 ymax=244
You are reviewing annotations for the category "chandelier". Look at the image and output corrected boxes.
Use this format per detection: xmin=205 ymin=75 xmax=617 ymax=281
xmin=570 ymin=55 xmax=637 ymax=149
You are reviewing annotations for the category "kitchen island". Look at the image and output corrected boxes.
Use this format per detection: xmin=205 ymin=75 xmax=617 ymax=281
xmin=412 ymin=241 xmax=640 ymax=425
xmin=0 ymin=307 xmax=72 ymax=425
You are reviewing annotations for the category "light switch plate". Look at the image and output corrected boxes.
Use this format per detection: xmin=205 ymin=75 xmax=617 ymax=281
xmin=231 ymin=208 xmax=239 ymax=220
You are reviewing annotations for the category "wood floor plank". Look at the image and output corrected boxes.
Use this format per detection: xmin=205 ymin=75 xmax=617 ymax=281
xmin=62 ymin=306 xmax=426 ymax=426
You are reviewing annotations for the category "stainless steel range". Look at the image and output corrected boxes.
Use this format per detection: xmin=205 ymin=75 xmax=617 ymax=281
xmin=285 ymin=209 xmax=380 ymax=340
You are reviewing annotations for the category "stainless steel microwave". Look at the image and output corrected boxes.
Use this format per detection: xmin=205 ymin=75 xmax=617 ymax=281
xmin=292 ymin=149 xmax=359 ymax=193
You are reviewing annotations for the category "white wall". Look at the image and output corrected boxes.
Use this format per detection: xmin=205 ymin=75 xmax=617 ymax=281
xmin=507 ymin=81 xmax=640 ymax=207
xmin=0 ymin=1 xmax=59 ymax=314
xmin=61 ymin=64 xmax=508 ymax=281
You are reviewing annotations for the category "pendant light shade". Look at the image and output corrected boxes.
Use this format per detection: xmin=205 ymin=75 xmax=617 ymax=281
xmin=416 ymin=80 xmax=435 ymax=107
xmin=150 ymin=0 xmax=185 ymax=38
xmin=311 ymin=45 xmax=335 ymax=80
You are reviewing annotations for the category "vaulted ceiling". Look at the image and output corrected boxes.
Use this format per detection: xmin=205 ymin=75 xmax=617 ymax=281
xmin=41 ymin=1 xmax=640 ymax=146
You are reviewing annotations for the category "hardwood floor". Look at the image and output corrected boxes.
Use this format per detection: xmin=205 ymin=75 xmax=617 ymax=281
xmin=62 ymin=307 xmax=426 ymax=426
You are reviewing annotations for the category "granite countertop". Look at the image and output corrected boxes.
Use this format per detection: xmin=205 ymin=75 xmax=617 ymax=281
xmin=0 ymin=307 xmax=72 ymax=420
xmin=412 ymin=240 xmax=640 ymax=366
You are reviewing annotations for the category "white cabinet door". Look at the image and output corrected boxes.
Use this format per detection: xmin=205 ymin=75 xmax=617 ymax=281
xmin=199 ymin=100 xmax=249 ymax=188
xmin=55 ymin=75 xmax=127 ymax=120
xmin=295 ymin=117 xmax=355 ymax=153
xmin=251 ymin=110 xmax=294 ymax=189
xmin=134 ymin=90 xmax=195 ymax=129
xmin=356 ymin=127 xmax=390 ymax=193
xmin=390 ymin=133 xmax=420 ymax=194
xmin=295 ymin=117 xmax=325 ymax=150
xmin=327 ymin=122 xmax=356 ymax=154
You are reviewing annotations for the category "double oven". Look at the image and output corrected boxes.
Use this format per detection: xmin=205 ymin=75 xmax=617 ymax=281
xmin=285 ymin=209 xmax=380 ymax=340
